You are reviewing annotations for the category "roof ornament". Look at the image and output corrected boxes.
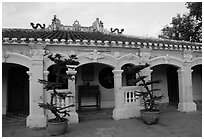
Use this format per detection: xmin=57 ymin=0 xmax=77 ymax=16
xmin=30 ymin=22 xmax=46 ymax=30
xmin=110 ymin=28 xmax=124 ymax=34
xmin=73 ymin=20 xmax=81 ymax=31
xmin=92 ymin=18 xmax=104 ymax=32
xmin=48 ymin=15 xmax=64 ymax=30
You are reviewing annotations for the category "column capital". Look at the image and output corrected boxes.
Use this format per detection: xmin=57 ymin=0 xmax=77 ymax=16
xmin=66 ymin=70 xmax=77 ymax=75
xmin=66 ymin=65 xmax=77 ymax=70
xmin=26 ymin=71 xmax=33 ymax=80
xmin=112 ymin=69 xmax=123 ymax=77
xmin=177 ymin=69 xmax=185 ymax=74
xmin=112 ymin=69 xmax=123 ymax=74
xmin=43 ymin=70 xmax=49 ymax=76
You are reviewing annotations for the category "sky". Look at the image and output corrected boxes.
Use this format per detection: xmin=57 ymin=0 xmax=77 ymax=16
xmin=2 ymin=2 xmax=189 ymax=37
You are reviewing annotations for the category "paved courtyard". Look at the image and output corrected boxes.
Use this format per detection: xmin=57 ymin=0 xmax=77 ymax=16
xmin=2 ymin=103 xmax=202 ymax=137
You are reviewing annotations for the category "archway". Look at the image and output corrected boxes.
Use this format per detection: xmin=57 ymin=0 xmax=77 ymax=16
xmin=47 ymin=64 xmax=68 ymax=89
xmin=151 ymin=64 xmax=179 ymax=106
xmin=2 ymin=63 xmax=29 ymax=115
xmin=192 ymin=64 xmax=202 ymax=110
xmin=76 ymin=63 xmax=114 ymax=120
xmin=121 ymin=63 xmax=136 ymax=87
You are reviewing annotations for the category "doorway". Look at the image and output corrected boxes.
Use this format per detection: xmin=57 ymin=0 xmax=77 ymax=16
xmin=7 ymin=64 xmax=29 ymax=114
xmin=167 ymin=66 xmax=179 ymax=105
xmin=76 ymin=63 xmax=114 ymax=121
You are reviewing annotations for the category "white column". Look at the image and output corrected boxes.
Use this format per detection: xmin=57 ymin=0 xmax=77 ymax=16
xmin=177 ymin=66 xmax=197 ymax=112
xmin=112 ymin=69 xmax=125 ymax=120
xmin=26 ymin=69 xmax=46 ymax=127
xmin=26 ymin=43 xmax=46 ymax=128
xmin=66 ymin=65 xmax=78 ymax=124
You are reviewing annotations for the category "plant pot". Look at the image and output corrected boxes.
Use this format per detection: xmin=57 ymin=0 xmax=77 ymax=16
xmin=140 ymin=109 xmax=160 ymax=125
xmin=47 ymin=118 xmax=68 ymax=136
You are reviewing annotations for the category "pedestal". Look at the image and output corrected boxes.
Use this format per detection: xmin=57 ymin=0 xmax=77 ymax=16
xmin=26 ymin=114 xmax=46 ymax=128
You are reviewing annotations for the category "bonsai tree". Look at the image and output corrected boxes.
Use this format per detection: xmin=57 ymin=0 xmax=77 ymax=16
xmin=38 ymin=53 xmax=79 ymax=123
xmin=126 ymin=63 xmax=163 ymax=111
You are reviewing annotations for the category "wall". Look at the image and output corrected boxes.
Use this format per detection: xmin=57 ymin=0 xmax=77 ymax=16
xmin=192 ymin=65 xmax=202 ymax=100
xmin=76 ymin=63 xmax=114 ymax=109
xmin=151 ymin=65 xmax=169 ymax=103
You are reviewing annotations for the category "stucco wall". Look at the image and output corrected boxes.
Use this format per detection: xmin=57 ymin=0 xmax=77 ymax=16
xmin=151 ymin=65 xmax=169 ymax=103
xmin=76 ymin=63 xmax=114 ymax=109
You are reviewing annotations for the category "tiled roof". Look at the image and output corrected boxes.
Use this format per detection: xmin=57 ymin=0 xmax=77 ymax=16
xmin=2 ymin=28 xmax=202 ymax=51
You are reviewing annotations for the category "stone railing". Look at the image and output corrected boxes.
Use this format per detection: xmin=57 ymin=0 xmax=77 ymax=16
xmin=45 ymin=89 xmax=75 ymax=119
xmin=122 ymin=86 xmax=140 ymax=105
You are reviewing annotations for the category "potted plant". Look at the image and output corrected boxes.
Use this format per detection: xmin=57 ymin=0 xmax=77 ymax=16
xmin=38 ymin=53 xmax=79 ymax=136
xmin=126 ymin=63 xmax=163 ymax=125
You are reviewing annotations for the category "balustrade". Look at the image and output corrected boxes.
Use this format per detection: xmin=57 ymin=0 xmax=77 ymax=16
xmin=122 ymin=86 xmax=140 ymax=105
xmin=46 ymin=89 xmax=75 ymax=118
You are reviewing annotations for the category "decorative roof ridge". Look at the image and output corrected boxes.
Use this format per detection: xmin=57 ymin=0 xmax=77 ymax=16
xmin=2 ymin=28 xmax=202 ymax=48
xmin=123 ymin=34 xmax=202 ymax=46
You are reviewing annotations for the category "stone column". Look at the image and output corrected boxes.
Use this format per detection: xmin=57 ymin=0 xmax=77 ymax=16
xmin=177 ymin=66 xmax=197 ymax=112
xmin=66 ymin=65 xmax=78 ymax=123
xmin=26 ymin=43 xmax=46 ymax=128
xmin=112 ymin=69 xmax=124 ymax=120
xmin=177 ymin=50 xmax=196 ymax=112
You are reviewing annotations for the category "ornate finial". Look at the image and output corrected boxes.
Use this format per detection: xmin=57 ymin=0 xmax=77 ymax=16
xmin=47 ymin=15 xmax=64 ymax=30
xmin=73 ymin=20 xmax=81 ymax=31
xmin=92 ymin=18 xmax=104 ymax=32
xmin=110 ymin=28 xmax=124 ymax=34
xmin=30 ymin=22 xmax=46 ymax=30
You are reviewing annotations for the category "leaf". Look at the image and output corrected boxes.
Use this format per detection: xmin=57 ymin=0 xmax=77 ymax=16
xmin=134 ymin=91 xmax=149 ymax=97
xmin=128 ymin=76 xmax=147 ymax=84
xmin=152 ymin=94 xmax=164 ymax=101
xmin=125 ymin=63 xmax=150 ymax=74
xmin=148 ymin=89 xmax=161 ymax=93
xmin=139 ymin=80 xmax=161 ymax=86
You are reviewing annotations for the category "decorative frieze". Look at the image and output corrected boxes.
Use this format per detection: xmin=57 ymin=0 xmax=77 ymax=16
xmin=2 ymin=36 xmax=202 ymax=52
xmin=20 ymin=38 xmax=26 ymax=44
xmin=159 ymin=43 xmax=163 ymax=49
xmin=97 ymin=40 xmax=102 ymax=46
xmin=86 ymin=49 xmax=104 ymax=62
xmin=11 ymin=38 xmax=18 ymax=44
xmin=118 ymin=41 xmax=123 ymax=47
xmin=68 ymin=39 xmax=73 ymax=45
xmin=89 ymin=40 xmax=95 ymax=46
xmin=111 ymin=41 xmax=116 ymax=47
xmin=104 ymin=40 xmax=109 ymax=47
xmin=125 ymin=41 xmax=129 ymax=47
xmin=131 ymin=42 xmax=135 ymax=48
xmin=60 ymin=39 xmax=66 ymax=45
xmin=75 ymin=39 xmax=81 ymax=45
xmin=82 ymin=40 xmax=88 ymax=45
xmin=183 ymin=50 xmax=193 ymax=63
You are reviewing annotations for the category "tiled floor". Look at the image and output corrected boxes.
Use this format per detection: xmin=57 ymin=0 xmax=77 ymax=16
xmin=2 ymin=103 xmax=202 ymax=137
xmin=78 ymin=108 xmax=113 ymax=121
